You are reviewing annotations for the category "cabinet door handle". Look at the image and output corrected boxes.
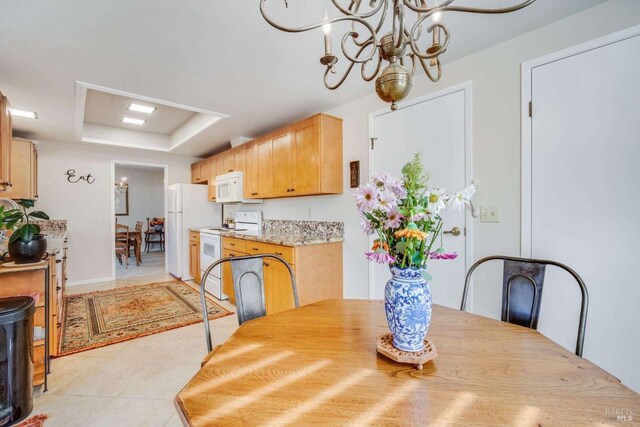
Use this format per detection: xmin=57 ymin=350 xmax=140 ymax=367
xmin=263 ymin=262 xmax=270 ymax=267
xmin=275 ymin=251 xmax=283 ymax=256
xmin=229 ymin=242 xmax=235 ymax=246
xmin=252 ymin=247 xmax=259 ymax=251
xmin=56 ymin=286 xmax=61 ymax=291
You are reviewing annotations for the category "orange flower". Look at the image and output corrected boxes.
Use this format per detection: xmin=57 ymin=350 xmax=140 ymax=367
xmin=371 ymin=240 xmax=390 ymax=251
xmin=394 ymin=223 xmax=428 ymax=241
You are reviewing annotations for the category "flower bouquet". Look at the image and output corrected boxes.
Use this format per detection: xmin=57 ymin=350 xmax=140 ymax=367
xmin=355 ymin=153 xmax=475 ymax=352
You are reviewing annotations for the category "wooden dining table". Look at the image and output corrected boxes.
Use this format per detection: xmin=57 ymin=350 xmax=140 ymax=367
xmin=115 ymin=230 xmax=142 ymax=266
xmin=175 ymin=299 xmax=639 ymax=426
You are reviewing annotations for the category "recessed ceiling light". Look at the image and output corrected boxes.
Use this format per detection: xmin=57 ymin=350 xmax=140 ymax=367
xmin=128 ymin=103 xmax=156 ymax=114
xmin=122 ymin=117 xmax=145 ymax=125
xmin=10 ymin=109 xmax=38 ymax=119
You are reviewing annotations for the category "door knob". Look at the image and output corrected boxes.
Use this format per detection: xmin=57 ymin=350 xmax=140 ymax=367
xmin=443 ymin=227 xmax=462 ymax=236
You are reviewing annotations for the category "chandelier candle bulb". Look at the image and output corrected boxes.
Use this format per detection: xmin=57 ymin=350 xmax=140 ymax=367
xmin=322 ymin=13 xmax=332 ymax=55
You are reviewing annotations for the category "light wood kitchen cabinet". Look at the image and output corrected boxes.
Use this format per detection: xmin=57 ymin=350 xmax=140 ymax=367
xmin=221 ymin=237 xmax=342 ymax=315
xmin=244 ymin=138 xmax=273 ymax=199
xmin=0 ymin=92 xmax=12 ymax=192
xmin=190 ymin=159 xmax=209 ymax=184
xmin=7 ymin=138 xmax=38 ymax=199
xmin=232 ymin=144 xmax=246 ymax=173
xmin=271 ymin=128 xmax=293 ymax=197
xmin=289 ymin=114 xmax=343 ymax=196
xmin=221 ymin=247 xmax=240 ymax=304
xmin=244 ymin=141 xmax=258 ymax=198
xmin=221 ymin=151 xmax=234 ymax=174
xmin=207 ymin=155 xmax=218 ymax=201
xmin=189 ymin=231 xmax=201 ymax=283
xmin=195 ymin=113 xmax=342 ymax=201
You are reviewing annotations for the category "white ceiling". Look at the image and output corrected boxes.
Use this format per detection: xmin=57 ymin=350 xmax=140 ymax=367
xmin=0 ymin=0 xmax=607 ymax=157
xmin=84 ymin=89 xmax=196 ymax=135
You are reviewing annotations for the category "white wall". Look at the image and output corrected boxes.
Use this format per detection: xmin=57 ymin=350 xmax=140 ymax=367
xmin=114 ymin=165 xmax=164 ymax=229
xmin=37 ymin=140 xmax=198 ymax=285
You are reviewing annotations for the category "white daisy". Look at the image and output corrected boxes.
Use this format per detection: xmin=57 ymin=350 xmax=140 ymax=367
xmin=448 ymin=184 xmax=476 ymax=210
xmin=426 ymin=188 xmax=448 ymax=214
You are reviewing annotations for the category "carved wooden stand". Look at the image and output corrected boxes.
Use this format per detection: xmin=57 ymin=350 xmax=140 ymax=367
xmin=376 ymin=333 xmax=438 ymax=370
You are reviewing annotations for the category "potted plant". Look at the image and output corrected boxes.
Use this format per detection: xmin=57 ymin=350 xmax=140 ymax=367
xmin=1 ymin=199 xmax=50 ymax=264
xmin=355 ymin=153 xmax=475 ymax=352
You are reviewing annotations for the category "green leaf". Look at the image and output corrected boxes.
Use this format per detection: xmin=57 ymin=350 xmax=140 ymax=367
xmin=421 ymin=270 xmax=433 ymax=281
xmin=9 ymin=231 xmax=20 ymax=244
xmin=29 ymin=211 xmax=50 ymax=220
xmin=17 ymin=199 xmax=35 ymax=209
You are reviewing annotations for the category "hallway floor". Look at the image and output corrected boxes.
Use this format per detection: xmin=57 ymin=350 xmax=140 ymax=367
xmin=33 ymin=274 xmax=238 ymax=427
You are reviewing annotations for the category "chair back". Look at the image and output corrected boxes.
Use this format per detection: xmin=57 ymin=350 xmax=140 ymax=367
xmin=199 ymin=254 xmax=299 ymax=353
xmin=460 ymin=255 xmax=589 ymax=356
xmin=115 ymin=223 xmax=129 ymax=242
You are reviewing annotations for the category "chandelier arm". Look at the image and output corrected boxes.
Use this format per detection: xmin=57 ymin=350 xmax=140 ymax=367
xmin=392 ymin=1 xmax=405 ymax=49
xmin=361 ymin=47 xmax=382 ymax=81
xmin=402 ymin=0 xmax=535 ymax=14
xmin=352 ymin=0 xmax=389 ymax=47
xmin=331 ymin=0 xmax=386 ymax=19
xmin=260 ymin=0 xmax=377 ymax=40
xmin=417 ymin=55 xmax=442 ymax=82
xmin=408 ymin=21 xmax=450 ymax=59
xmin=324 ymin=61 xmax=357 ymax=90
xmin=340 ymin=30 xmax=378 ymax=63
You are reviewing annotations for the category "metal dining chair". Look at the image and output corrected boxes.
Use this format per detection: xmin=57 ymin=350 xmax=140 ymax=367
xmin=199 ymin=254 xmax=299 ymax=354
xmin=460 ymin=255 xmax=589 ymax=357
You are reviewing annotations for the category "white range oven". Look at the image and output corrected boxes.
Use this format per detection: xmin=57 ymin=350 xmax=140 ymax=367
xmin=199 ymin=211 xmax=263 ymax=301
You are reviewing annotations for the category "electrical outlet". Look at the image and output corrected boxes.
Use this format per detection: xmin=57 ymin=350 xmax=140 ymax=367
xmin=480 ymin=206 xmax=500 ymax=223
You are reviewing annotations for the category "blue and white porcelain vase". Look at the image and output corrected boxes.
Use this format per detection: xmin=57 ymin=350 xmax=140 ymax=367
xmin=384 ymin=266 xmax=432 ymax=352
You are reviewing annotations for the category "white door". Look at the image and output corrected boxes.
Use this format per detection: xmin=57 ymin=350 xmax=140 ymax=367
xmin=525 ymin=29 xmax=640 ymax=391
xmin=369 ymin=83 xmax=472 ymax=308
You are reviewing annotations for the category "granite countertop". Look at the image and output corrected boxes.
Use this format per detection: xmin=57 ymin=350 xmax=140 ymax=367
xmin=219 ymin=230 xmax=343 ymax=247
xmin=220 ymin=220 xmax=344 ymax=247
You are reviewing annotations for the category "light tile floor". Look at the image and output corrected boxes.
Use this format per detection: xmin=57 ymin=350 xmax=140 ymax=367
xmin=34 ymin=273 xmax=238 ymax=427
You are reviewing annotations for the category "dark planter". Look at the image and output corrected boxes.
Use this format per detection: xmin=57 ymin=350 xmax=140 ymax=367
xmin=8 ymin=234 xmax=47 ymax=264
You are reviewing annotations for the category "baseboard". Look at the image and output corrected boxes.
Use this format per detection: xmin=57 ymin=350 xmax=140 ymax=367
xmin=66 ymin=276 xmax=114 ymax=287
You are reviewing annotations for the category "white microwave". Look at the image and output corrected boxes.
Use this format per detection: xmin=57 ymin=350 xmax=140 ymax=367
xmin=215 ymin=171 xmax=262 ymax=204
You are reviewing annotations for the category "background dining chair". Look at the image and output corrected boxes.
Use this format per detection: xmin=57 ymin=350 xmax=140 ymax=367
xmin=115 ymin=223 xmax=130 ymax=268
xmin=460 ymin=255 xmax=589 ymax=356
xmin=198 ymin=254 xmax=299 ymax=359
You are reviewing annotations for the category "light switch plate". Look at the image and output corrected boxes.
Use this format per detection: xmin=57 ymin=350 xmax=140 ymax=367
xmin=480 ymin=206 xmax=500 ymax=223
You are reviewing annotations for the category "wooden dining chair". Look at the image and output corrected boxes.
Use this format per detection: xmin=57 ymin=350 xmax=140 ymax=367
xmin=198 ymin=254 xmax=299 ymax=362
xmin=460 ymin=255 xmax=589 ymax=356
xmin=115 ymin=224 xmax=130 ymax=268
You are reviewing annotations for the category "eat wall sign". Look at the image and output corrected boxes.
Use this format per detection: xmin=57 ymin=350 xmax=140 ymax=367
xmin=65 ymin=169 xmax=95 ymax=184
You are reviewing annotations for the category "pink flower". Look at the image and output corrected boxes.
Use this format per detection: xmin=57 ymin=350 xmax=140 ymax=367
xmin=360 ymin=216 xmax=375 ymax=235
xmin=384 ymin=207 xmax=402 ymax=229
xmin=429 ymin=248 xmax=458 ymax=260
xmin=377 ymin=191 xmax=397 ymax=212
xmin=365 ymin=249 xmax=396 ymax=264
xmin=355 ymin=184 xmax=379 ymax=212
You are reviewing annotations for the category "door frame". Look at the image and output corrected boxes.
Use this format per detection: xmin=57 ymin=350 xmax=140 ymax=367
xmin=367 ymin=81 xmax=474 ymax=299
xmin=110 ymin=160 xmax=169 ymax=279
xmin=520 ymin=24 xmax=640 ymax=257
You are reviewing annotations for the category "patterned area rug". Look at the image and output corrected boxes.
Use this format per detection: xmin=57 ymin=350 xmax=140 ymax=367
xmin=57 ymin=281 xmax=233 ymax=356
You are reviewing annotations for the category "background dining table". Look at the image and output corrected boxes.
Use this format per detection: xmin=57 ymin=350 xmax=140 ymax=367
xmin=176 ymin=299 xmax=639 ymax=426
xmin=115 ymin=230 xmax=142 ymax=266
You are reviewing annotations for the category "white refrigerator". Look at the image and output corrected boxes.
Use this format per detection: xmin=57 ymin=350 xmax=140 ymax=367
xmin=166 ymin=184 xmax=220 ymax=280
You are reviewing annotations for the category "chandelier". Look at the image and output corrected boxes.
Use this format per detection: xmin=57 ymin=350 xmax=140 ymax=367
xmin=260 ymin=0 xmax=536 ymax=110
xmin=115 ymin=177 xmax=128 ymax=193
